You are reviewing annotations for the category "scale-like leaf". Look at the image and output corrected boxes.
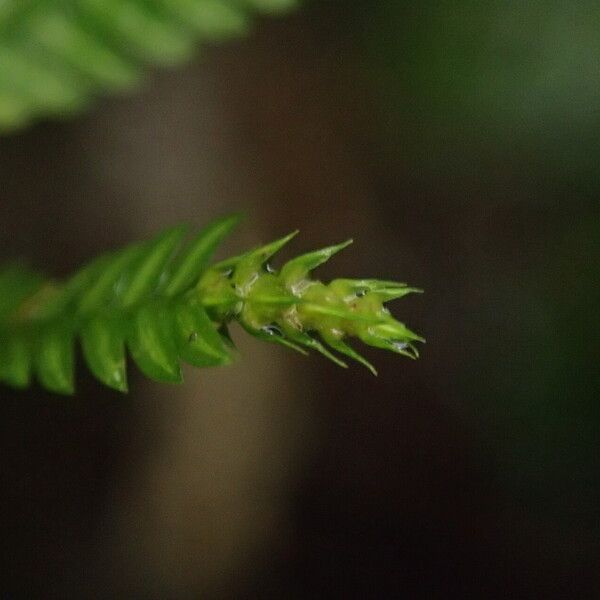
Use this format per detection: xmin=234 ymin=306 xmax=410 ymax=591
xmin=81 ymin=316 xmax=128 ymax=391
xmin=77 ymin=244 xmax=144 ymax=316
xmin=78 ymin=0 xmax=196 ymax=64
xmin=119 ymin=225 xmax=187 ymax=308
xmin=36 ymin=254 xmax=111 ymax=320
xmin=281 ymin=327 xmax=348 ymax=368
xmin=0 ymin=43 xmax=85 ymax=114
xmin=280 ymin=240 xmax=352 ymax=285
xmin=159 ymin=0 xmax=249 ymax=39
xmin=127 ymin=303 xmax=182 ymax=383
xmin=25 ymin=8 xmax=139 ymax=89
xmin=35 ymin=324 xmax=75 ymax=394
xmin=231 ymin=230 xmax=298 ymax=288
xmin=164 ymin=214 xmax=241 ymax=297
xmin=321 ymin=333 xmax=377 ymax=376
xmin=174 ymin=298 xmax=230 ymax=366
xmin=242 ymin=322 xmax=308 ymax=355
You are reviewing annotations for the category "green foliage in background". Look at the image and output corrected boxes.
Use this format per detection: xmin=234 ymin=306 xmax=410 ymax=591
xmin=0 ymin=215 xmax=423 ymax=394
xmin=0 ymin=0 xmax=296 ymax=131
xmin=359 ymin=1 xmax=600 ymax=177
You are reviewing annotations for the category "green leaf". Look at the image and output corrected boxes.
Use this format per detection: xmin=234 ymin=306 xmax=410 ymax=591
xmin=78 ymin=0 xmax=196 ymax=65
xmin=127 ymin=303 xmax=182 ymax=383
xmin=301 ymin=303 xmax=385 ymax=324
xmin=240 ymin=321 xmax=308 ymax=355
xmin=81 ymin=316 xmax=128 ymax=392
xmin=0 ymin=333 xmax=32 ymax=389
xmin=281 ymin=327 xmax=348 ymax=368
xmin=367 ymin=321 xmax=425 ymax=343
xmin=232 ymin=230 xmax=298 ymax=285
xmin=25 ymin=7 xmax=139 ymax=89
xmin=164 ymin=214 xmax=241 ymax=297
xmin=158 ymin=0 xmax=249 ymax=39
xmin=119 ymin=225 xmax=187 ymax=308
xmin=245 ymin=230 xmax=299 ymax=266
xmin=77 ymin=244 xmax=144 ymax=316
xmin=0 ymin=42 xmax=86 ymax=113
xmin=320 ymin=332 xmax=377 ymax=376
xmin=280 ymin=239 xmax=352 ymax=285
xmin=36 ymin=253 xmax=111 ymax=320
xmin=330 ymin=279 xmax=422 ymax=302
xmin=174 ymin=297 xmax=230 ymax=366
xmin=374 ymin=287 xmax=423 ymax=302
xmin=358 ymin=332 xmax=420 ymax=359
xmin=35 ymin=324 xmax=75 ymax=394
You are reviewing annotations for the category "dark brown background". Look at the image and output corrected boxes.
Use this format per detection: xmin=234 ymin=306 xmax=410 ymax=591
xmin=1 ymin=2 xmax=599 ymax=598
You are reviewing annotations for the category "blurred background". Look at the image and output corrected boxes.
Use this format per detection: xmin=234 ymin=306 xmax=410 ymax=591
xmin=1 ymin=0 xmax=599 ymax=597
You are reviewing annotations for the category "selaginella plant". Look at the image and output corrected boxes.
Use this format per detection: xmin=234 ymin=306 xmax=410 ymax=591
xmin=0 ymin=215 xmax=424 ymax=394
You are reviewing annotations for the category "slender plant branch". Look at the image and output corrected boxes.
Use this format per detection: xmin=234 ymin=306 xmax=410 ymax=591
xmin=0 ymin=215 xmax=424 ymax=394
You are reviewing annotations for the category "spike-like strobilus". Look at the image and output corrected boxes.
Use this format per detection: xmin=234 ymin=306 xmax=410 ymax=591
xmin=0 ymin=215 xmax=424 ymax=394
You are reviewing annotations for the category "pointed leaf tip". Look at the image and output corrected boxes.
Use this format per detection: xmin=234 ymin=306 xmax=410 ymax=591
xmin=281 ymin=239 xmax=353 ymax=285
xmin=81 ymin=316 xmax=128 ymax=392
xmin=120 ymin=225 xmax=188 ymax=308
xmin=322 ymin=334 xmax=377 ymax=376
xmin=378 ymin=286 xmax=424 ymax=302
xmin=35 ymin=325 xmax=75 ymax=395
xmin=255 ymin=230 xmax=299 ymax=262
xmin=242 ymin=323 xmax=309 ymax=356
xmin=164 ymin=214 xmax=243 ymax=297
xmin=232 ymin=230 xmax=299 ymax=282
xmin=283 ymin=330 xmax=348 ymax=368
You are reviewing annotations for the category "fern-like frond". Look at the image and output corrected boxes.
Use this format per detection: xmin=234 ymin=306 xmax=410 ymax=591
xmin=0 ymin=215 xmax=424 ymax=394
xmin=0 ymin=0 xmax=297 ymax=132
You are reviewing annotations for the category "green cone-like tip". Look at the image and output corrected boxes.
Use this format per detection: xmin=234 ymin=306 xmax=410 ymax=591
xmin=196 ymin=234 xmax=424 ymax=374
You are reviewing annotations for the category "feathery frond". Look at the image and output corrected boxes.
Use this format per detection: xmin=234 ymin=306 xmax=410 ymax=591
xmin=0 ymin=214 xmax=424 ymax=394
